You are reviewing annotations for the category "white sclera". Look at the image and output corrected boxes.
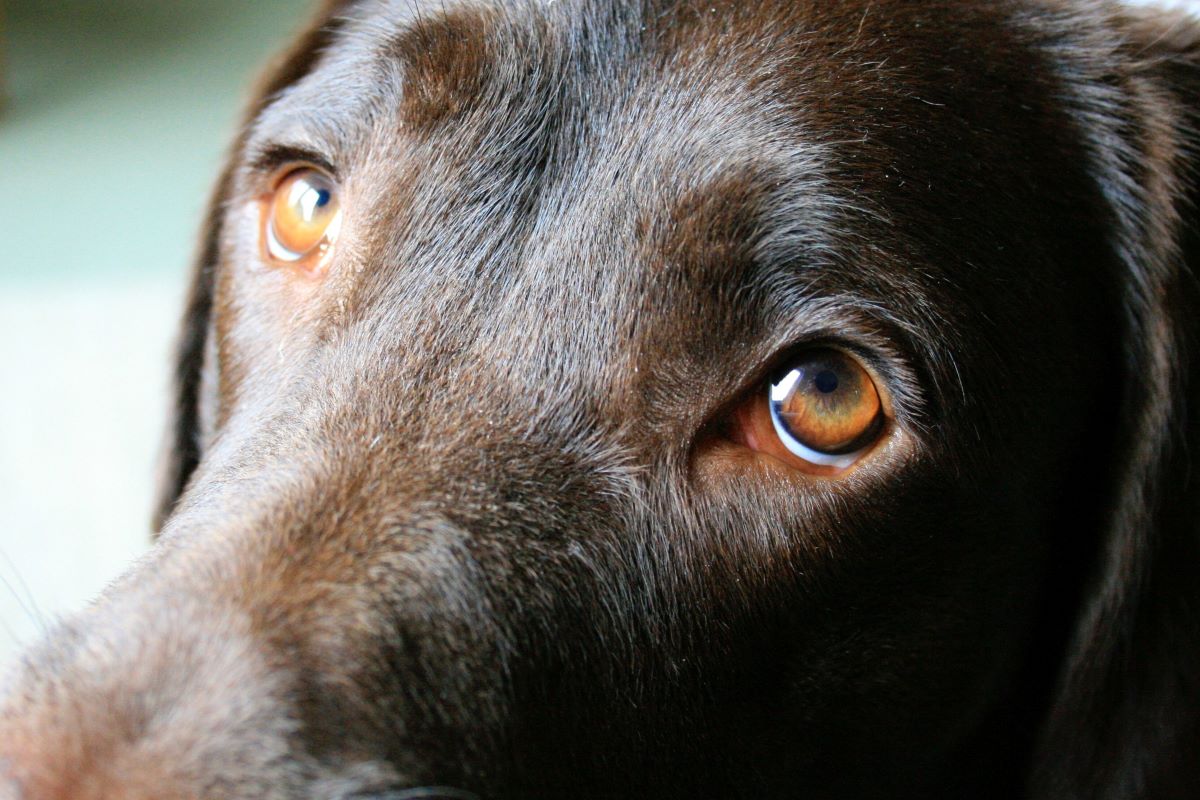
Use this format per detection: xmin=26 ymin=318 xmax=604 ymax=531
xmin=265 ymin=218 xmax=304 ymax=262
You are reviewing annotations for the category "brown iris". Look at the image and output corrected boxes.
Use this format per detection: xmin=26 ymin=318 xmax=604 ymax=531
xmin=732 ymin=349 xmax=885 ymax=474
xmin=263 ymin=167 xmax=341 ymax=267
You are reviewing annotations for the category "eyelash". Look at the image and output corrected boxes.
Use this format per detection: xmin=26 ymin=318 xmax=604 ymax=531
xmin=249 ymin=145 xmax=338 ymax=182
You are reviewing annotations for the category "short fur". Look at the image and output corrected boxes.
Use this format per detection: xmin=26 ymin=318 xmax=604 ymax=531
xmin=2 ymin=1 xmax=1199 ymax=798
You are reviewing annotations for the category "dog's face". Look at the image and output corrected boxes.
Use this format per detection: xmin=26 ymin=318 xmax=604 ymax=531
xmin=3 ymin=1 xmax=1199 ymax=798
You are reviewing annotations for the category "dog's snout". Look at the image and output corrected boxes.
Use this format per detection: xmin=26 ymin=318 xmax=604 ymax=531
xmin=0 ymin=583 xmax=311 ymax=799
xmin=0 ymin=482 xmax=523 ymax=799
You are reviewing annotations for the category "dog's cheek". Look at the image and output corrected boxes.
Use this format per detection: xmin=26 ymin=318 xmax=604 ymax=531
xmin=208 ymin=200 xmax=338 ymax=428
xmin=816 ymin=469 xmax=1067 ymax=765
xmin=687 ymin=443 xmax=1053 ymax=783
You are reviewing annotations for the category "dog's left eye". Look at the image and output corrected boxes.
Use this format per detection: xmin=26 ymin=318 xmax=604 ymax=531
xmin=262 ymin=166 xmax=342 ymax=268
xmin=729 ymin=349 xmax=886 ymax=475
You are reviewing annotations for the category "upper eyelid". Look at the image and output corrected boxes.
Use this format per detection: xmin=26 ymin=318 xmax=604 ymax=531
xmin=244 ymin=143 xmax=339 ymax=185
xmin=750 ymin=327 xmax=928 ymax=433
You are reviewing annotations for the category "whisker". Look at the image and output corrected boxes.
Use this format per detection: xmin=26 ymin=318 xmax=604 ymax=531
xmin=0 ymin=545 xmax=47 ymax=634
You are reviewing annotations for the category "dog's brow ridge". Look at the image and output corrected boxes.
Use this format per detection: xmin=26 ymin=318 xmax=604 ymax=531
xmin=385 ymin=5 xmax=501 ymax=131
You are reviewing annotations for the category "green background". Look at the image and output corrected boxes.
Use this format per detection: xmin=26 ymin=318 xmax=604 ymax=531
xmin=1 ymin=0 xmax=310 ymax=286
xmin=0 ymin=0 xmax=308 ymax=662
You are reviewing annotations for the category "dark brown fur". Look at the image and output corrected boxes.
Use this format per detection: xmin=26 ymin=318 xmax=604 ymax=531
xmin=391 ymin=7 xmax=501 ymax=129
xmin=3 ymin=1 xmax=1200 ymax=797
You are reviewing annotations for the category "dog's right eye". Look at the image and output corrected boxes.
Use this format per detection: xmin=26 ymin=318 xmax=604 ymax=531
xmin=262 ymin=166 xmax=342 ymax=269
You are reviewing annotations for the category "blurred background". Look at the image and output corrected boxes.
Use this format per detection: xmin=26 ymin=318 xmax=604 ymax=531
xmin=0 ymin=0 xmax=1198 ymax=666
xmin=0 ymin=0 xmax=309 ymax=664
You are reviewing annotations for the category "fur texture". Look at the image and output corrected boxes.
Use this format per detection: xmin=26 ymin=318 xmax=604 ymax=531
xmin=2 ymin=1 xmax=1199 ymax=797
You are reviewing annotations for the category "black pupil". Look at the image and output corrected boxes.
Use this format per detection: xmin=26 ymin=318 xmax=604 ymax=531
xmin=314 ymin=188 xmax=331 ymax=208
xmin=814 ymin=369 xmax=839 ymax=394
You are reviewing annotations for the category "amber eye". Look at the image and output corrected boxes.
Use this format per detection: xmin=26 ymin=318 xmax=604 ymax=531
xmin=263 ymin=167 xmax=341 ymax=266
xmin=732 ymin=348 xmax=885 ymax=474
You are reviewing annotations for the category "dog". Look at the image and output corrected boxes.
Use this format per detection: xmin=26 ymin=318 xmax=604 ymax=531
xmin=2 ymin=0 xmax=1199 ymax=796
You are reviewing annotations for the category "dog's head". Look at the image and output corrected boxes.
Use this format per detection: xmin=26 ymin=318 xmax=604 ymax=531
xmin=3 ymin=0 xmax=1199 ymax=797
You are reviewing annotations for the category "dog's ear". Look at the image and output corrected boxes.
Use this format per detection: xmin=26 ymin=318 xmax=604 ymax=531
xmin=1032 ymin=6 xmax=1200 ymax=798
xmin=152 ymin=1 xmax=354 ymax=532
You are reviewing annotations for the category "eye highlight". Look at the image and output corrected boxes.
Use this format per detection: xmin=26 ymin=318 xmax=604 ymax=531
xmin=262 ymin=166 xmax=341 ymax=268
xmin=731 ymin=348 xmax=886 ymax=475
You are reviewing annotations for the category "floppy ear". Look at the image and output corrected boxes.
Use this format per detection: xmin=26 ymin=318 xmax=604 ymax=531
xmin=153 ymin=1 xmax=354 ymax=531
xmin=1032 ymin=6 xmax=1200 ymax=798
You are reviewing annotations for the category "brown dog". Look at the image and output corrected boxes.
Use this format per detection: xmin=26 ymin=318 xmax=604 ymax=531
xmin=2 ymin=0 xmax=1199 ymax=797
